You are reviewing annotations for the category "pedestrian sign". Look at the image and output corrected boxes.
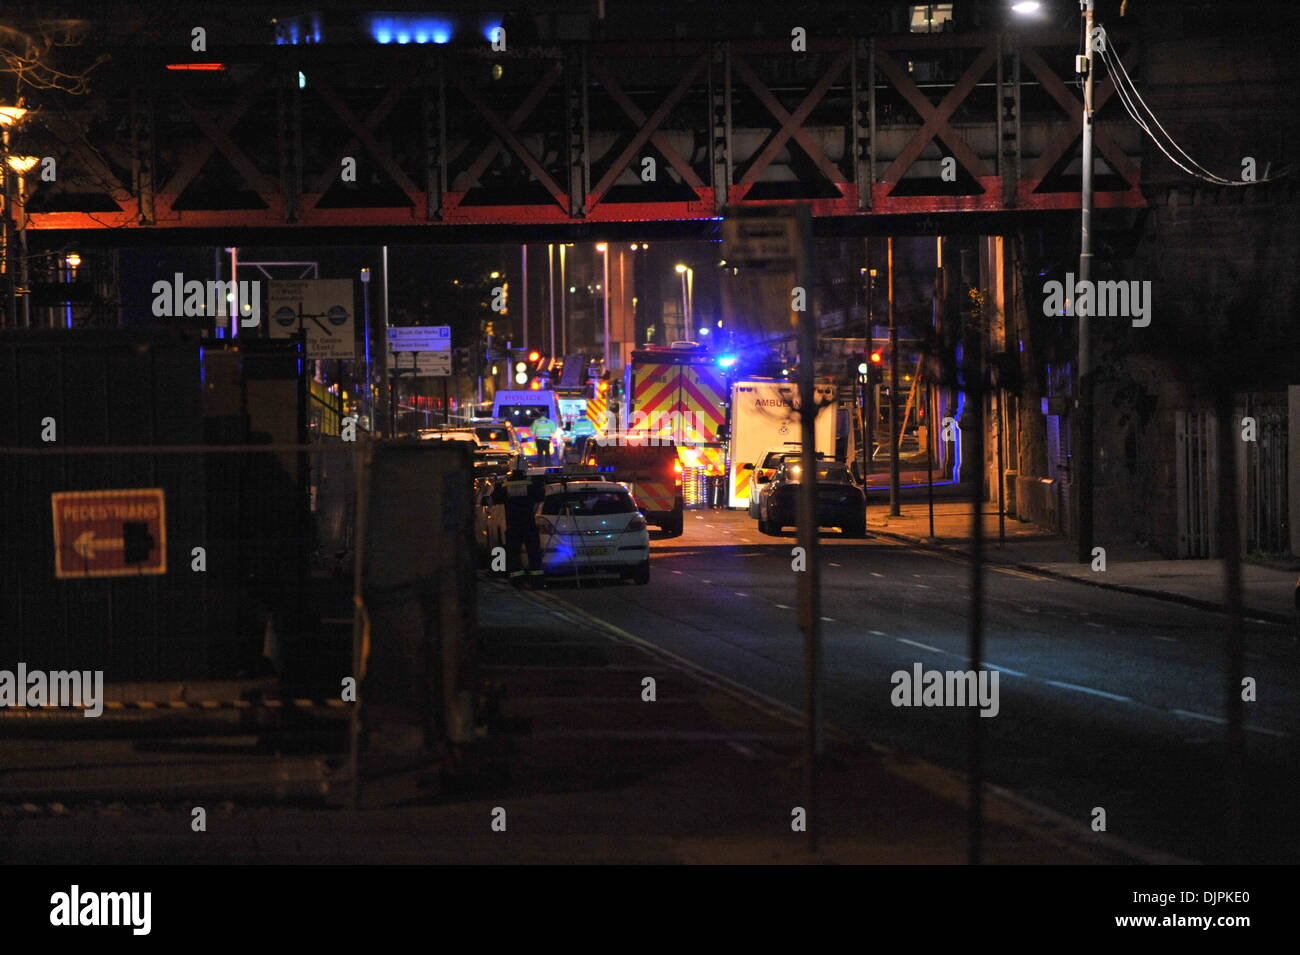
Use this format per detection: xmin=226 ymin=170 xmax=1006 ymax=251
xmin=51 ymin=488 xmax=168 ymax=579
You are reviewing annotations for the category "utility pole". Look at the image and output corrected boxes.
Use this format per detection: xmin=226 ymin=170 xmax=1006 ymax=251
xmin=966 ymin=279 xmax=986 ymax=865
xmin=791 ymin=204 xmax=822 ymax=854
xmin=521 ymin=244 xmax=529 ymax=352
xmin=1077 ymin=0 xmax=1096 ymax=563
xmin=360 ymin=267 xmax=374 ymax=433
xmin=888 ymin=237 xmax=901 ymax=516
xmin=548 ymin=243 xmax=556 ymax=358
xmin=380 ymin=246 xmax=393 ymax=437
xmin=1 ymin=127 xmax=15 ymax=328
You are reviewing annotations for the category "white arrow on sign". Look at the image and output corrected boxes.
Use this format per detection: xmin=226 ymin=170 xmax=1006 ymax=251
xmin=73 ymin=531 xmax=125 ymax=560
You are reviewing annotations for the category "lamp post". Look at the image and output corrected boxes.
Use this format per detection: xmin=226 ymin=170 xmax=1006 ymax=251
xmin=6 ymin=155 xmax=37 ymax=328
xmin=596 ymin=242 xmax=610 ymax=374
xmin=1076 ymin=0 xmax=1097 ymax=564
xmin=675 ymin=263 xmax=693 ymax=337
xmin=360 ymin=267 xmax=374 ymax=432
xmin=0 ymin=105 xmax=30 ymax=329
xmin=64 ymin=253 xmax=80 ymax=329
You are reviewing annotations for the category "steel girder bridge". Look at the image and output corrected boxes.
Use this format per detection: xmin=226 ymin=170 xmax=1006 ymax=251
xmin=21 ymin=30 xmax=1144 ymax=240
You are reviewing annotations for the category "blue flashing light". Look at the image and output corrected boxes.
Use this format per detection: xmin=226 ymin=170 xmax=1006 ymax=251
xmin=717 ymin=355 xmax=738 ymax=369
xmin=368 ymin=15 xmax=455 ymax=45
xmin=484 ymin=24 xmax=503 ymax=42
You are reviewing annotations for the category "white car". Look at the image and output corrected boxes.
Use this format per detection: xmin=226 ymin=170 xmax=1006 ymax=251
xmin=418 ymin=428 xmax=481 ymax=446
xmin=535 ymin=480 xmax=650 ymax=584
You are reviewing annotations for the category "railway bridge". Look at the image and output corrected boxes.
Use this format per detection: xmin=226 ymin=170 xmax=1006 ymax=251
xmin=18 ymin=30 xmax=1144 ymax=241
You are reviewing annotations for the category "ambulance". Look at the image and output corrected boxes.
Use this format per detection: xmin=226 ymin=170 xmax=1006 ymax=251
xmin=728 ymin=378 xmax=836 ymax=509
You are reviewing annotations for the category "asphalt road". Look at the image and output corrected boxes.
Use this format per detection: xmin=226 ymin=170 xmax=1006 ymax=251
xmin=544 ymin=507 xmax=1300 ymax=863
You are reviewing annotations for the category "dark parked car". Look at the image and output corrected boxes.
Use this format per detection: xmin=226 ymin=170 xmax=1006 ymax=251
xmin=755 ymin=459 xmax=866 ymax=537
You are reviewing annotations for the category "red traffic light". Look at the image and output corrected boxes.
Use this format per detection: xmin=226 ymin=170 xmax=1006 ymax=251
xmin=870 ymin=352 xmax=882 ymax=363
xmin=527 ymin=350 xmax=541 ymax=363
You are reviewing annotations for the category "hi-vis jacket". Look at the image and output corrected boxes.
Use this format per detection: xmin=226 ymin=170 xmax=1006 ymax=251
xmin=493 ymin=475 xmax=545 ymax=518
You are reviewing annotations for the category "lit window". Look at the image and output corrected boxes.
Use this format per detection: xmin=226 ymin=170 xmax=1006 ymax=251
xmin=909 ymin=4 xmax=954 ymax=33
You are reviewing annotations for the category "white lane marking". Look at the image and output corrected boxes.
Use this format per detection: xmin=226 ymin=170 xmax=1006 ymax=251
xmin=1085 ymin=622 xmax=1107 ymax=629
xmin=1171 ymin=709 xmax=1226 ymax=725
xmin=672 ymin=570 xmax=684 ymax=575
xmin=734 ymin=592 xmax=749 ymax=597
xmin=914 ymin=583 xmax=932 ymax=589
xmin=870 ymin=572 xmax=884 ymax=578
xmin=1246 ymin=724 xmax=1288 ymax=738
xmin=1046 ymin=680 xmax=1131 ymax=703
xmin=829 ymin=562 xmax=841 ymax=567
xmin=985 ymin=664 xmax=1027 ymax=677
xmin=897 ymin=638 xmax=944 ymax=654
xmin=869 ymin=630 xmax=887 ymax=636
xmin=773 ymin=603 xmax=793 ymax=610
xmin=701 ymin=579 xmax=712 ymax=584
xmin=820 ymin=616 xmax=835 ymax=623
xmin=1154 ymin=636 xmax=1177 ymax=643
xmin=1019 ymin=607 xmax=1040 ymax=614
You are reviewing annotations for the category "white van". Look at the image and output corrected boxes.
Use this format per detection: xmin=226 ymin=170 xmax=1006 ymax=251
xmin=491 ymin=389 xmax=566 ymax=464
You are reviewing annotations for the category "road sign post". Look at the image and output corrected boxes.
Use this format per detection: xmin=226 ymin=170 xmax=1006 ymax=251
xmin=268 ymin=279 xmax=357 ymax=360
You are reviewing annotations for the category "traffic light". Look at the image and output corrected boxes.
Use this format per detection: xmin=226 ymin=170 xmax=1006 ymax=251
xmin=867 ymin=350 xmax=883 ymax=385
xmin=512 ymin=350 xmax=549 ymax=388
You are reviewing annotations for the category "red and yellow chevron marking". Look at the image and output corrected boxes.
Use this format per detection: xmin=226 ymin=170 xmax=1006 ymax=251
xmin=676 ymin=445 xmax=726 ymax=475
xmin=631 ymin=480 xmax=675 ymax=513
xmin=631 ymin=363 xmax=727 ymax=443
xmin=734 ymin=465 xmax=753 ymax=500
xmin=587 ymin=396 xmax=608 ymax=433
xmin=680 ymin=365 xmax=726 ymax=442
xmin=631 ymin=365 xmax=673 ymax=432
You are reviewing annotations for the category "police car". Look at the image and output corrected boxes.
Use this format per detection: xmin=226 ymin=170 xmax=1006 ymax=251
xmin=536 ymin=477 xmax=651 ymax=584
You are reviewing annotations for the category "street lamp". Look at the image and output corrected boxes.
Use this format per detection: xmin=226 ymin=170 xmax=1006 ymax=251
xmin=62 ymin=252 xmax=81 ymax=329
xmin=7 ymin=155 xmax=37 ymax=327
xmin=0 ymin=105 xmax=31 ymax=329
xmin=596 ymin=243 xmax=611 ymax=375
xmin=675 ymin=263 xmax=693 ymax=335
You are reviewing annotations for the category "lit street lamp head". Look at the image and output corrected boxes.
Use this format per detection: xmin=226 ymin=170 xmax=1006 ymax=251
xmin=0 ymin=106 xmax=29 ymax=128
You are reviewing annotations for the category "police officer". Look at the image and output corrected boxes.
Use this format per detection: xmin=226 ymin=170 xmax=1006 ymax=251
xmin=493 ymin=466 xmax=546 ymax=584
xmin=532 ymin=415 xmax=557 ymax=463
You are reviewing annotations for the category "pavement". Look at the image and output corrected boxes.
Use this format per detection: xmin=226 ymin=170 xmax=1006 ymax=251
xmin=0 ymin=580 xmax=1136 ymax=864
xmin=864 ymin=498 xmax=1298 ymax=625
